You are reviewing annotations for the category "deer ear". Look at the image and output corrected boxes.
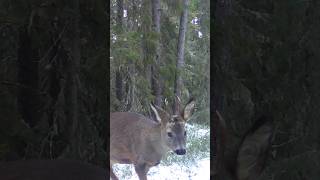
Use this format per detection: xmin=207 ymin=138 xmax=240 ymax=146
xmin=182 ymin=98 xmax=195 ymax=121
xmin=236 ymin=118 xmax=274 ymax=180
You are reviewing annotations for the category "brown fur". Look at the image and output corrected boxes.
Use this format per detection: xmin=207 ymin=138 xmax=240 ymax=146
xmin=110 ymin=99 xmax=195 ymax=180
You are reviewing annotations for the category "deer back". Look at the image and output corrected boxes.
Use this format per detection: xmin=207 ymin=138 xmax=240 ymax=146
xmin=110 ymin=112 xmax=164 ymax=165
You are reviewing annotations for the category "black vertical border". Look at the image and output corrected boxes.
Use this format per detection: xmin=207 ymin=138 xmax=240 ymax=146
xmin=210 ymin=1 xmax=217 ymax=179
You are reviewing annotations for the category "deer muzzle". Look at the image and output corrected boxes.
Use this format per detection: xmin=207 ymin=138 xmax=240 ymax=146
xmin=175 ymin=149 xmax=186 ymax=155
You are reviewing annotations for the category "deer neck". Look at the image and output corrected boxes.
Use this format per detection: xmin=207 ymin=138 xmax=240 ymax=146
xmin=147 ymin=125 xmax=170 ymax=157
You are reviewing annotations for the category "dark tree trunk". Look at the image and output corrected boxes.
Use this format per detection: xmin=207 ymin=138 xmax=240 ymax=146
xmin=141 ymin=0 xmax=153 ymax=103
xmin=117 ymin=0 xmax=124 ymax=29
xmin=17 ymin=26 xmax=40 ymax=128
xmin=115 ymin=0 xmax=124 ymax=103
xmin=115 ymin=70 xmax=123 ymax=102
xmin=151 ymin=0 xmax=162 ymax=107
xmin=173 ymin=0 xmax=189 ymax=114
xmin=65 ymin=0 xmax=80 ymax=158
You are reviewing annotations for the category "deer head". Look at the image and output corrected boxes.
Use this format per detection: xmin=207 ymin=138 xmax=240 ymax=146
xmin=150 ymin=97 xmax=195 ymax=155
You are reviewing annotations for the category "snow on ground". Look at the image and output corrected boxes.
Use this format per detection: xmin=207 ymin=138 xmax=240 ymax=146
xmin=113 ymin=158 xmax=210 ymax=180
xmin=186 ymin=124 xmax=209 ymax=138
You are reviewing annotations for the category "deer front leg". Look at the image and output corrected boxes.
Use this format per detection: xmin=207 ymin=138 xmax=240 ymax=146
xmin=134 ymin=163 xmax=150 ymax=180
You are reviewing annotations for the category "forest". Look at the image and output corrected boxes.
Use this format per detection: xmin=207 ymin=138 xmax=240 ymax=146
xmin=0 ymin=0 xmax=210 ymax=179
xmin=0 ymin=0 xmax=319 ymax=180
xmin=213 ymin=0 xmax=320 ymax=179
xmin=110 ymin=0 xmax=209 ymax=121
xmin=0 ymin=0 xmax=107 ymax=166
xmin=110 ymin=0 xmax=210 ymax=179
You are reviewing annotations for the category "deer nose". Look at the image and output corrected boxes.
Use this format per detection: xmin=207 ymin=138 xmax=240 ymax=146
xmin=175 ymin=149 xmax=186 ymax=155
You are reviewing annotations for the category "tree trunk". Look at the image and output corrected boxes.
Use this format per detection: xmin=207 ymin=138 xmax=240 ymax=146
xmin=173 ymin=0 xmax=189 ymax=114
xmin=115 ymin=0 xmax=124 ymax=104
xmin=141 ymin=0 xmax=153 ymax=105
xmin=151 ymin=0 xmax=162 ymax=107
xmin=17 ymin=26 xmax=40 ymax=128
xmin=116 ymin=0 xmax=124 ymax=30
xmin=65 ymin=0 xmax=80 ymax=158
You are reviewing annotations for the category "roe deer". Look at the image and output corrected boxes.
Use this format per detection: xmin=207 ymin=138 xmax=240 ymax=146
xmin=0 ymin=160 xmax=107 ymax=180
xmin=212 ymin=111 xmax=274 ymax=180
xmin=110 ymin=98 xmax=195 ymax=180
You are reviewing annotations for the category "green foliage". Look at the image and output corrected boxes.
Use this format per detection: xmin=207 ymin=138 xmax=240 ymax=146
xmin=110 ymin=0 xmax=209 ymax=126
xmin=0 ymin=0 xmax=107 ymax=163
xmin=162 ymin=0 xmax=183 ymax=16
xmin=214 ymin=0 xmax=320 ymax=179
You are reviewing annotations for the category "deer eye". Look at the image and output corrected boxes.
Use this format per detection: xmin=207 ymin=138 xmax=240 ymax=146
xmin=167 ymin=132 xmax=173 ymax=137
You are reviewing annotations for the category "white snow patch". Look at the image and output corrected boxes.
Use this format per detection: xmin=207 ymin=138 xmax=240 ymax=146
xmin=123 ymin=10 xmax=127 ymax=17
xmin=191 ymin=17 xmax=199 ymax=25
xmin=186 ymin=124 xmax=209 ymax=138
xmin=112 ymin=158 xmax=210 ymax=180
